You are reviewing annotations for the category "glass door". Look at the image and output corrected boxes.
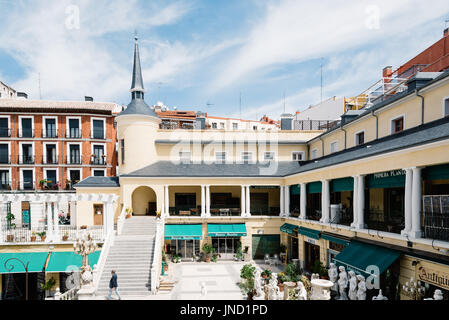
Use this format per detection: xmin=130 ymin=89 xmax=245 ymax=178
xmin=68 ymin=119 xmax=80 ymax=138
xmin=185 ymin=240 xmax=194 ymax=259
xmin=45 ymin=119 xmax=56 ymax=137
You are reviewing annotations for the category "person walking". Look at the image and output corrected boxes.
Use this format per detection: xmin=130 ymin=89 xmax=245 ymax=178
xmin=107 ymin=270 xmax=121 ymax=300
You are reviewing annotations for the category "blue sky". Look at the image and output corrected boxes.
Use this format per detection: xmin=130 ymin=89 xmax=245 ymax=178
xmin=0 ymin=0 xmax=448 ymax=120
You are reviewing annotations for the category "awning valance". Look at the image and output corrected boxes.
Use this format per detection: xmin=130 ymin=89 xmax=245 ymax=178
xmin=321 ymin=234 xmax=350 ymax=246
xmin=297 ymin=227 xmax=320 ymax=240
xmin=307 ymin=182 xmax=322 ymax=194
xmin=280 ymin=223 xmax=298 ymax=235
xmin=0 ymin=252 xmax=49 ymax=274
xmin=290 ymin=185 xmax=300 ymax=195
xmin=165 ymin=224 xmax=203 ymax=240
xmin=46 ymin=251 xmax=101 ymax=273
xmin=207 ymin=224 xmax=247 ymax=237
xmin=331 ymin=177 xmax=354 ymax=192
xmin=333 ymin=241 xmax=401 ymax=276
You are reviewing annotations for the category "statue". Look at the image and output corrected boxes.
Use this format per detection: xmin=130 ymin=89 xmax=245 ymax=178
xmin=348 ymin=271 xmax=358 ymax=300
xmin=356 ymin=275 xmax=367 ymax=300
xmin=434 ymin=289 xmax=443 ymax=301
xmin=337 ymin=266 xmax=349 ymax=300
xmin=267 ymin=274 xmax=281 ymax=300
xmin=301 ymin=275 xmax=312 ymax=300
xmin=328 ymin=263 xmax=339 ymax=293
xmin=254 ymin=269 xmax=264 ymax=298
xmin=73 ymin=233 xmax=97 ymax=287
xmin=372 ymin=289 xmax=388 ymax=300
xmin=311 ymin=273 xmax=319 ymax=281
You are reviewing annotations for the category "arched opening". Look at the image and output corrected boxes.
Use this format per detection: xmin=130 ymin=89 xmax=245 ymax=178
xmin=132 ymin=186 xmax=157 ymax=216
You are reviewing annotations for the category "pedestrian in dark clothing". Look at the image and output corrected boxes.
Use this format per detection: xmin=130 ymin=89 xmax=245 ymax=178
xmin=107 ymin=270 xmax=121 ymax=300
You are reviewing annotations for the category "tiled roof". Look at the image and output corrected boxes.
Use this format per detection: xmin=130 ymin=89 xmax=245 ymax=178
xmin=0 ymin=99 xmax=119 ymax=112
xmin=74 ymin=177 xmax=120 ymax=188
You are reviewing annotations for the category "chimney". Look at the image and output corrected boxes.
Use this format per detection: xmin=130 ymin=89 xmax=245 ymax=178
xmin=280 ymin=113 xmax=294 ymax=130
xmin=382 ymin=66 xmax=393 ymax=79
xmin=85 ymin=96 xmax=93 ymax=102
xmin=445 ymin=28 xmax=449 ymax=37
xmin=195 ymin=111 xmax=206 ymax=129
xmin=17 ymin=92 xmax=28 ymax=100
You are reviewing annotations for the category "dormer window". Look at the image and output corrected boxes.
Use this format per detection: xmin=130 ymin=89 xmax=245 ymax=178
xmin=391 ymin=116 xmax=404 ymax=134
xmin=179 ymin=151 xmax=191 ymax=163
xmin=444 ymin=97 xmax=449 ymax=117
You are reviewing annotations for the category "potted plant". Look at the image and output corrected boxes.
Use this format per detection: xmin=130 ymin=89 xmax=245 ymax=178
xmin=6 ymin=230 xmax=14 ymax=242
xmin=235 ymin=244 xmax=244 ymax=261
xmin=261 ymin=269 xmax=272 ymax=280
xmin=37 ymin=231 xmax=46 ymax=242
xmin=239 ymin=264 xmax=256 ymax=300
xmin=39 ymin=179 xmax=48 ymax=188
xmin=162 ymin=250 xmax=169 ymax=272
xmin=285 ymin=262 xmax=302 ymax=284
xmin=80 ymin=225 xmax=88 ymax=230
xmin=211 ymin=253 xmax=218 ymax=263
xmin=202 ymin=243 xmax=214 ymax=262
xmin=125 ymin=207 xmax=132 ymax=219
xmin=6 ymin=211 xmax=16 ymax=242
xmin=41 ymin=277 xmax=56 ymax=298
xmin=156 ymin=211 xmax=161 ymax=219
xmin=172 ymin=254 xmax=181 ymax=263
xmin=277 ymin=272 xmax=287 ymax=291
xmin=30 ymin=231 xmax=37 ymax=242
xmin=62 ymin=231 xmax=69 ymax=241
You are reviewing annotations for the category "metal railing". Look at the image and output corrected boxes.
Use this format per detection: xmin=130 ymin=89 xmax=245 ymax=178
xmin=42 ymin=155 xmax=59 ymax=165
xmin=0 ymin=181 xmax=12 ymax=191
xmin=17 ymin=129 xmax=35 ymax=138
xmin=293 ymin=120 xmax=341 ymax=131
xmin=18 ymin=155 xmax=35 ymax=164
xmin=306 ymin=208 xmax=321 ymax=221
xmin=42 ymin=129 xmax=58 ymax=138
xmin=58 ymin=225 xmax=105 ymax=242
xmin=67 ymin=155 xmax=82 ymax=165
xmin=422 ymin=212 xmax=449 ymax=242
xmin=18 ymin=181 xmax=36 ymax=191
xmin=364 ymin=209 xmax=404 ymax=234
xmin=66 ymin=129 xmax=82 ymax=139
xmin=0 ymin=155 xmax=11 ymax=164
xmin=0 ymin=128 xmax=11 ymax=138
xmin=91 ymin=157 xmax=107 ymax=165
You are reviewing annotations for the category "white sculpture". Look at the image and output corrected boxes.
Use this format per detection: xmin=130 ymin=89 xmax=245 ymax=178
xmin=296 ymin=281 xmax=308 ymax=300
xmin=434 ymin=289 xmax=444 ymax=301
xmin=254 ymin=269 xmax=264 ymax=298
xmin=356 ymin=275 xmax=367 ymax=300
xmin=337 ymin=266 xmax=349 ymax=300
xmin=372 ymin=289 xmax=388 ymax=300
xmin=328 ymin=263 xmax=339 ymax=293
xmin=310 ymin=279 xmax=334 ymax=300
xmin=348 ymin=271 xmax=358 ymax=300
xmin=311 ymin=273 xmax=319 ymax=281
xmin=267 ymin=274 xmax=281 ymax=300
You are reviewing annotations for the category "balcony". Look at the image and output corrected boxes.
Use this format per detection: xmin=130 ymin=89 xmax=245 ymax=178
xmin=250 ymin=207 xmax=280 ymax=216
xmin=91 ymin=156 xmax=107 ymax=165
xmin=0 ymin=128 xmax=11 ymax=138
xmin=169 ymin=206 xmax=201 ymax=216
xmin=0 ymin=181 xmax=12 ymax=191
xmin=306 ymin=208 xmax=321 ymax=221
xmin=422 ymin=212 xmax=449 ymax=242
xmin=91 ymin=129 xmax=105 ymax=140
xmin=18 ymin=155 xmax=35 ymax=165
xmin=293 ymin=120 xmax=341 ymax=131
xmin=364 ymin=209 xmax=404 ymax=234
xmin=67 ymin=155 xmax=82 ymax=165
xmin=39 ymin=180 xmax=61 ymax=191
xmin=42 ymin=155 xmax=59 ymax=165
xmin=18 ymin=181 xmax=35 ymax=191
xmin=17 ymin=129 xmax=35 ymax=138
xmin=66 ymin=128 xmax=82 ymax=139
xmin=42 ymin=129 xmax=58 ymax=138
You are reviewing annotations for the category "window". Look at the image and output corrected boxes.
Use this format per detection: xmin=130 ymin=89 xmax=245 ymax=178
xmin=311 ymin=149 xmax=318 ymax=160
xmin=292 ymin=151 xmax=304 ymax=161
xmin=69 ymin=169 xmax=81 ymax=186
xmin=391 ymin=116 xmax=404 ymax=134
xmin=220 ymin=123 xmax=225 ymax=129
xmin=232 ymin=123 xmax=238 ymax=130
xmin=264 ymin=152 xmax=275 ymax=161
xmin=0 ymin=117 xmax=9 ymax=137
xmin=21 ymin=169 xmax=34 ymax=190
xmin=241 ymin=152 xmax=253 ymax=163
xmin=69 ymin=144 xmax=81 ymax=164
xmin=44 ymin=144 xmax=57 ymax=164
xmin=120 ymin=139 xmax=125 ymax=164
xmin=179 ymin=151 xmax=191 ymax=163
xmin=0 ymin=144 xmax=9 ymax=164
xmin=444 ymin=98 xmax=449 ymax=117
xmin=355 ymin=131 xmax=365 ymax=146
xmin=212 ymin=122 xmax=217 ymax=129
xmin=44 ymin=169 xmax=58 ymax=188
xmin=21 ymin=143 xmax=33 ymax=164
xmin=330 ymin=141 xmax=338 ymax=153
xmin=0 ymin=170 xmax=10 ymax=190
xmin=93 ymin=170 xmax=105 ymax=177
xmin=20 ymin=117 xmax=33 ymax=138
xmin=92 ymin=119 xmax=105 ymax=139
xmin=215 ymin=152 xmax=226 ymax=163
xmin=67 ymin=118 xmax=81 ymax=138
xmin=44 ymin=117 xmax=57 ymax=138
xmin=253 ymin=126 xmax=258 ymax=130
xmin=93 ymin=145 xmax=105 ymax=165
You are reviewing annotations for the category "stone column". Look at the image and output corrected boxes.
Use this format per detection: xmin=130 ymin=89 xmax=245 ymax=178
xmin=351 ymin=176 xmax=359 ymax=228
xmin=46 ymin=203 xmax=54 ymax=242
xmin=102 ymin=202 xmax=108 ymax=237
xmin=410 ymin=167 xmax=423 ymax=239
xmin=355 ymin=175 xmax=365 ymax=229
xmin=69 ymin=201 xmax=77 ymax=227
xmin=164 ymin=185 xmax=170 ymax=216
xmin=280 ymin=186 xmax=285 ymax=216
xmin=206 ymin=185 xmax=211 ymax=217
xmin=29 ymin=201 xmax=44 ymax=231
xmin=201 ymin=185 xmax=206 ymax=217
xmin=246 ymin=186 xmax=251 ymax=216
xmin=105 ymin=201 xmax=114 ymax=236
xmin=53 ymin=201 xmax=60 ymax=241
xmin=241 ymin=185 xmax=246 ymax=217
xmin=402 ymin=168 xmax=413 ymax=236
xmin=285 ymin=185 xmax=290 ymax=217
xmin=0 ymin=202 xmax=5 ymax=242
xmin=321 ymin=180 xmax=330 ymax=223
xmin=300 ymin=183 xmax=306 ymax=219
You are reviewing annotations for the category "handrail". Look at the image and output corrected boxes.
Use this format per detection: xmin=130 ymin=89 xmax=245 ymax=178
xmin=53 ymin=287 xmax=78 ymax=300
xmin=93 ymin=230 xmax=114 ymax=292
xmin=117 ymin=205 xmax=127 ymax=235
xmin=150 ymin=219 xmax=164 ymax=293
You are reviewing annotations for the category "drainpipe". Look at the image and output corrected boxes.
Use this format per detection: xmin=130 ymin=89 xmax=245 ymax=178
xmin=340 ymin=125 xmax=347 ymax=150
xmin=415 ymin=89 xmax=425 ymax=125
xmin=371 ymin=110 xmax=378 ymax=140
xmin=319 ymin=136 xmax=324 ymax=157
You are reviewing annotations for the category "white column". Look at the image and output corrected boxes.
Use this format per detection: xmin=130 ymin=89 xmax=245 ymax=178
xmin=351 ymin=176 xmax=358 ymax=228
xmin=300 ymin=183 xmax=306 ymax=219
xmin=321 ymin=180 xmax=330 ymax=223
xmin=164 ymin=185 xmax=170 ymax=216
xmin=355 ymin=175 xmax=365 ymax=229
xmin=29 ymin=202 xmax=43 ymax=230
xmin=53 ymin=201 xmax=60 ymax=241
xmin=0 ymin=202 xmax=5 ymax=242
xmin=70 ymin=201 xmax=77 ymax=227
xmin=280 ymin=186 xmax=285 ymax=216
xmin=201 ymin=185 xmax=206 ymax=217
xmin=246 ymin=186 xmax=251 ymax=216
xmin=241 ymin=185 xmax=246 ymax=217
xmin=410 ymin=167 xmax=423 ymax=239
xmin=285 ymin=185 xmax=290 ymax=217
xmin=46 ymin=203 xmax=54 ymax=242
xmin=402 ymin=168 xmax=413 ymax=236
xmin=206 ymin=185 xmax=211 ymax=216
xmin=105 ymin=201 xmax=114 ymax=236
xmin=102 ymin=202 xmax=108 ymax=236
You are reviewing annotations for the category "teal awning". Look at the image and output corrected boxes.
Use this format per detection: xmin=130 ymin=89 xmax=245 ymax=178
xmin=46 ymin=251 xmax=101 ymax=273
xmin=208 ymin=224 xmax=247 ymax=237
xmin=423 ymin=164 xmax=449 ymax=181
xmin=331 ymin=177 xmax=354 ymax=192
xmin=165 ymin=224 xmax=203 ymax=240
xmin=290 ymin=184 xmax=300 ymax=195
xmin=333 ymin=241 xmax=401 ymax=276
xmin=367 ymin=170 xmax=405 ymax=189
xmin=0 ymin=252 xmax=49 ymax=273
xmin=321 ymin=234 xmax=350 ymax=246
xmin=307 ymin=181 xmax=322 ymax=194
xmin=297 ymin=227 xmax=320 ymax=240
xmin=280 ymin=223 xmax=298 ymax=235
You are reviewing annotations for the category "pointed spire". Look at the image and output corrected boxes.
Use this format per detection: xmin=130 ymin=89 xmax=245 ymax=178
xmin=130 ymin=32 xmax=145 ymax=97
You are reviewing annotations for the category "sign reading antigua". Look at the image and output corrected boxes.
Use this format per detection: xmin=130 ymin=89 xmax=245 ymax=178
xmin=418 ymin=266 xmax=449 ymax=291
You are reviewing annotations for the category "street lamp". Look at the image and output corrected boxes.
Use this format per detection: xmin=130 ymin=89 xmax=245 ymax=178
xmin=4 ymin=258 xmax=29 ymax=300
xmin=402 ymin=277 xmax=426 ymax=300
xmin=73 ymin=233 xmax=97 ymax=287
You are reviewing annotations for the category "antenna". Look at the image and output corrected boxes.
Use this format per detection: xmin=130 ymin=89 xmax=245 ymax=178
xmin=206 ymin=101 xmax=214 ymax=109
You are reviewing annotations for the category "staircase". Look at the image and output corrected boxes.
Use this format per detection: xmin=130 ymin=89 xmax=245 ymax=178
xmin=96 ymin=216 xmax=158 ymax=298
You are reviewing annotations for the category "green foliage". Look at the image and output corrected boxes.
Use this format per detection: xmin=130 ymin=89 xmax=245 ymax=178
xmin=240 ymin=264 xmax=256 ymax=280
xmin=211 ymin=253 xmax=218 ymax=263
xmin=172 ymin=254 xmax=181 ymax=263
xmin=277 ymin=272 xmax=287 ymax=284
xmin=41 ymin=277 xmax=56 ymax=291
xmin=261 ymin=269 xmax=272 ymax=279
xmin=312 ymin=260 xmax=327 ymax=277
xmin=238 ymin=277 xmax=255 ymax=300
xmin=6 ymin=212 xmax=15 ymax=229
xmin=285 ymin=263 xmax=302 ymax=282
xmin=36 ymin=231 xmax=46 ymax=238
xmin=235 ymin=244 xmax=244 ymax=260
xmin=202 ymin=243 xmax=215 ymax=255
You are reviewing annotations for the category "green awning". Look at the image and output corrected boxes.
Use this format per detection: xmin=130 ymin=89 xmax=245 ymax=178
xmin=423 ymin=164 xmax=449 ymax=181
xmin=290 ymin=184 xmax=300 ymax=195
xmin=321 ymin=234 xmax=350 ymax=246
xmin=208 ymin=224 xmax=247 ymax=237
xmin=307 ymin=181 xmax=322 ymax=194
xmin=331 ymin=177 xmax=354 ymax=192
xmin=367 ymin=170 xmax=405 ymax=189
xmin=333 ymin=241 xmax=401 ymax=276
xmin=46 ymin=251 xmax=101 ymax=273
xmin=165 ymin=224 xmax=203 ymax=240
xmin=0 ymin=252 xmax=49 ymax=273
xmin=297 ymin=227 xmax=320 ymax=240
xmin=280 ymin=223 xmax=298 ymax=235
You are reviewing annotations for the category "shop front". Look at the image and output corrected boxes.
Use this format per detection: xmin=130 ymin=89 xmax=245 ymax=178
xmin=298 ymin=227 xmax=321 ymax=271
xmin=321 ymin=233 xmax=350 ymax=266
xmin=330 ymin=177 xmax=354 ymax=226
xmin=165 ymin=224 xmax=203 ymax=260
xmin=208 ymin=224 xmax=246 ymax=260
xmin=280 ymin=223 xmax=299 ymax=262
